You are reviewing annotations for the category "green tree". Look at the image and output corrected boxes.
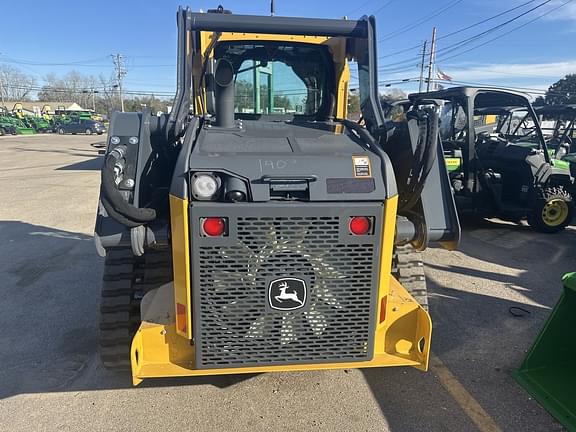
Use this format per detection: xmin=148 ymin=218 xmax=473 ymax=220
xmin=273 ymin=94 xmax=292 ymax=111
xmin=235 ymin=79 xmax=254 ymax=112
xmin=347 ymin=92 xmax=360 ymax=118
xmin=544 ymin=74 xmax=576 ymax=105
xmin=123 ymin=95 xmax=170 ymax=113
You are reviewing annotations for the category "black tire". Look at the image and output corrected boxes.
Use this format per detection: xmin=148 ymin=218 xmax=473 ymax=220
xmin=85 ymin=128 xmax=92 ymax=135
xmin=99 ymin=248 xmax=172 ymax=370
xmin=528 ymin=186 xmax=574 ymax=233
xmin=392 ymin=244 xmax=428 ymax=310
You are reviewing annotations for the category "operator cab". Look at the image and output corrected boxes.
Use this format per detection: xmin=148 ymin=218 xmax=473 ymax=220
xmin=214 ymin=41 xmax=332 ymax=120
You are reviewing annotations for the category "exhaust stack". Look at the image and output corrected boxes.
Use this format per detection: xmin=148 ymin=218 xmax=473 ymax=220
xmin=214 ymin=59 xmax=235 ymax=128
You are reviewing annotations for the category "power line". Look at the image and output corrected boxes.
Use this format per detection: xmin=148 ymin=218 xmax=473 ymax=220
xmin=379 ymin=43 xmax=423 ymax=60
xmin=377 ymin=0 xmax=561 ymax=74
xmin=435 ymin=0 xmax=572 ymax=63
xmin=377 ymin=0 xmax=464 ymax=42
xmin=343 ymin=0 xmax=376 ymax=17
xmin=0 ymin=83 xmax=174 ymax=97
xmin=438 ymin=0 xmax=539 ymax=40
xmin=433 ymin=0 xmax=554 ymax=59
xmin=377 ymin=0 xmax=540 ymax=60
xmin=0 ymin=55 xmax=110 ymax=67
xmin=0 ymin=54 xmax=175 ymax=69
xmin=379 ymin=64 xmax=425 ymax=75
xmin=368 ymin=1 xmax=537 ymax=60
xmin=371 ymin=0 xmax=398 ymax=16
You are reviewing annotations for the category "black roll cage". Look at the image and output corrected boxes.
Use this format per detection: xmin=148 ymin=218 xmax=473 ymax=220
xmin=411 ymin=87 xmax=550 ymax=193
xmin=535 ymin=105 xmax=576 ymax=143
xmin=165 ymin=7 xmax=385 ymax=141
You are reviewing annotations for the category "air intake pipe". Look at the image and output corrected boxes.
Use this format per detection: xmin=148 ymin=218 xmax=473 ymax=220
xmin=214 ymin=58 xmax=235 ymax=128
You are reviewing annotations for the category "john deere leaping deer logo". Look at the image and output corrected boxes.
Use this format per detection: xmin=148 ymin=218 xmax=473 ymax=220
xmin=268 ymin=277 xmax=307 ymax=311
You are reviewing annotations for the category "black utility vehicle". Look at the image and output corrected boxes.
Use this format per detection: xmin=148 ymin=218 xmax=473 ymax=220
xmin=411 ymin=87 xmax=574 ymax=232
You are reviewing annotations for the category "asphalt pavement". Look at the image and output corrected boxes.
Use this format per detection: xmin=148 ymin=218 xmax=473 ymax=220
xmin=0 ymin=134 xmax=572 ymax=431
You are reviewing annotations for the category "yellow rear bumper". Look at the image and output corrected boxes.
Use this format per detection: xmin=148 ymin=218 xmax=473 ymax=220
xmin=130 ymin=276 xmax=431 ymax=386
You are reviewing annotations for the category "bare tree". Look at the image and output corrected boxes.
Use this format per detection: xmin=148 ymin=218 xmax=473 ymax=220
xmin=96 ymin=73 xmax=120 ymax=113
xmin=0 ymin=65 xmax=37 ymax=102
xmin=32 ymin=69 xmax=171 ymax=116
xmin=37 ymin=71 xmax=99 ymax=107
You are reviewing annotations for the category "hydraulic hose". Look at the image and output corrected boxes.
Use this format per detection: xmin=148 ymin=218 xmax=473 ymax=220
xmin=100 ymin=147 xmax=156 ymax=226
xmin=399 ymin=108 xmax=439 ymax=213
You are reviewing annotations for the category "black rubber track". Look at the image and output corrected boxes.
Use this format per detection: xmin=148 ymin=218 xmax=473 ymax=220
xmin=392 ymin=244 xmax=428 ymax=310
xmin=99 ymin=248 xmax=172 ymax=370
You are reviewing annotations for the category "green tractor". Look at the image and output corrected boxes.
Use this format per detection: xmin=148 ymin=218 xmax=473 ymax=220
xmin=0 ymin=107 xmax=35 ymax=135
xmin=25 ymin=115 xmax=52 ymax=133
xmin=0 ymin=115 xmax=17 ymax=135
xmin=13 ymin=118 xmax=36 ymax=135
xmin=409 ymin=87 xmax=574 ymax=232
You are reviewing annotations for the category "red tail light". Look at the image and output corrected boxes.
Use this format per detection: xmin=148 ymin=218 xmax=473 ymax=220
xmin=379 ymin=295 xmax=387 ymax=323
xmin=349 ymin=216 xmax=372 ymax=235
xmin=202 ymin=217 xmax=226 ymax=237
xmin=176 ymin=302 xmax=187 ymax=333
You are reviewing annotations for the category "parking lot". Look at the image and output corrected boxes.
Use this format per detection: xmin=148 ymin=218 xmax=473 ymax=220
xmin=0 ymin=134 xmax=573 ymax=431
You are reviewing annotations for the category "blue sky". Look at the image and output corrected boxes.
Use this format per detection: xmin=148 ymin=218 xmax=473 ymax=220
xmin=2 ymin=0 xmax=576 ymax=99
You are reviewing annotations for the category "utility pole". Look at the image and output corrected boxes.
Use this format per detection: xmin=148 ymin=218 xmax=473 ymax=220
xmin=0 ymin=74 xmax=5 ymax=108
xmin=271 ymin=0 xmax=275 ymax=16
xmin=418 ymin=40 xmax=428 ymax=93
xmin=111 ymin=54 xmax=126 ymax=112
xmin=82 ymin=89 xmax=98 ymax=112
xmin=426 ymin=27 xmax=437 ymax=92
xmin=0 ymin=52 xmax=5 ymax=107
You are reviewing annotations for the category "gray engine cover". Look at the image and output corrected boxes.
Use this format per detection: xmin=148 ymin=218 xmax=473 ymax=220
xmin=189 ymin=120 xmax=391 ymax=202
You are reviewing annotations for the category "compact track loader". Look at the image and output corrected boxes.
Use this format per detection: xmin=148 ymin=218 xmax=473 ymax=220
xmin=94 ymin=6 xmax=460 ymax=385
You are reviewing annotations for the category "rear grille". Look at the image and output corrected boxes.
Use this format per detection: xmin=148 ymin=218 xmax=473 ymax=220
xmin=191 ymin=204 xmax=381 ymax=368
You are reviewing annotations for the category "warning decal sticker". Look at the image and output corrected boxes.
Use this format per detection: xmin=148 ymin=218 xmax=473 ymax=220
xmin=352 ymin=156 xmax=372 ymax=178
